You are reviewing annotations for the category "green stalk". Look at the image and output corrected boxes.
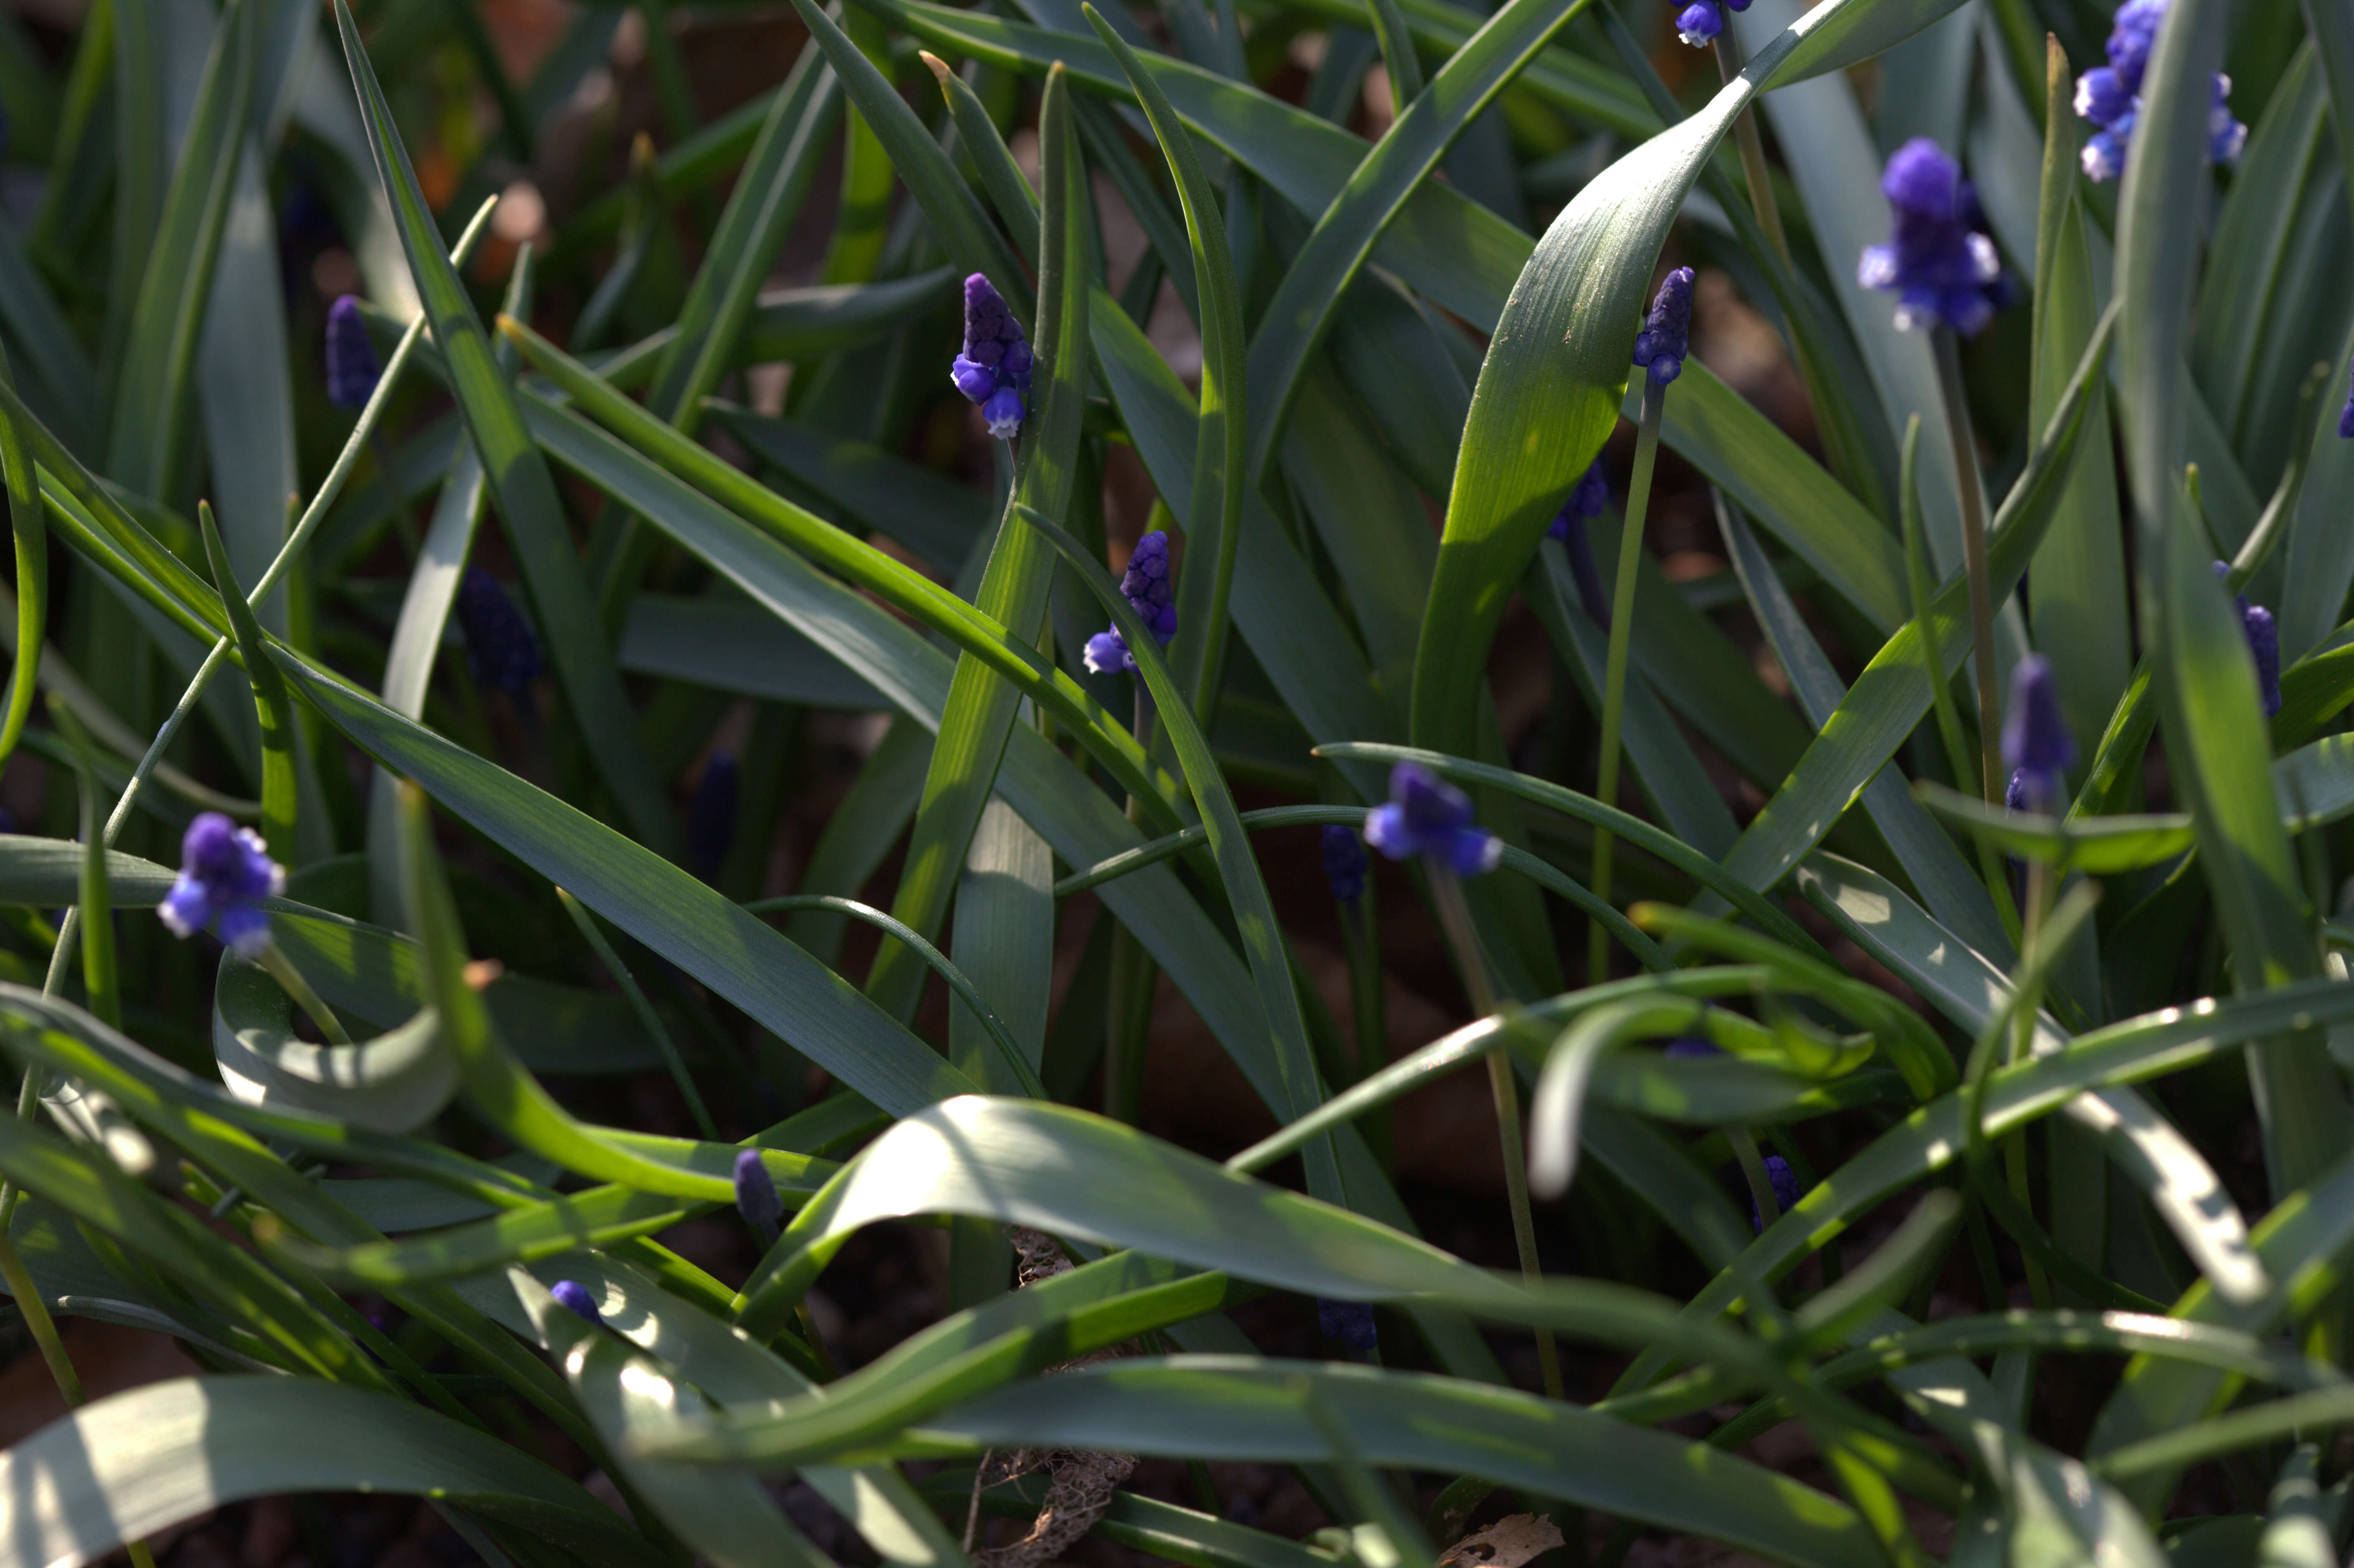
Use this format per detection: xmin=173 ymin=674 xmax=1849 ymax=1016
xmin=1106 ymin=697 xmax=1161 ymax=1125
xmin=1727 ymin=1126 xmax=1780 ymax=1229
xmin=1586 ymin=377 xmax=1667 ymax=983
xmin=558 ymin=888 xmax=718 ymax=1139
xmin=1339 ymin=897 xmax=1391 ymax=1169
xmin=1711 ymin=34 xmax=1787 ymax=261
xmin=257 ymin=943 xmax=351 ymax=1047
xmin=1426 ymin=864 xmax=1562 ymax=1401
xmin=48 ymin=696 xmax=116 ymax=1030
xmin=1902 ymin=413 xmax=2017 ymax=928
xmin=0 ymin=338 xmax=45 ymax=770
xmin=2008 ymin=859 xmax=2053 ymax=1307
xmin=1932 ymin=329 xmax=2005 ymax=803
xmin=34 ymin=201 xmax=495 ymax=993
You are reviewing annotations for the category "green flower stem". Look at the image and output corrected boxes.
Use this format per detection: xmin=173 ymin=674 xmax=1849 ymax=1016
xmin=1106 ymin=693 xmax=1162 ymax=1126
xmin=1711 ymin=35 xmax=1789 ymax=262
xmin=1339 ymin=898 xmax=1392 ymax=1170
xmin=257 ymin=943 xmax=352 ymax=1047
xmin=1932 ymin=328 xmax=2005 ymax=804
xmin=1727 ymin=1126 xmax=1780 ymax=1229
xmin=2007 ymin=858 xmax=2054 ymax=1308
xmin=34 ymin=201 xmax=498 ymax=996
xmin=1425 ymin=862 xmax=1563 ymax=1402
xmin=558 ymin=887 xmax=718 ymax=1140
xmin=1587 ymin=376 xmax=1668 ymax=985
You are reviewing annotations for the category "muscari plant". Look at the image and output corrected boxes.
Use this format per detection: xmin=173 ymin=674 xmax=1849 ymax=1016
xmin=0 ymin=0 xmax=2340 ymax=1560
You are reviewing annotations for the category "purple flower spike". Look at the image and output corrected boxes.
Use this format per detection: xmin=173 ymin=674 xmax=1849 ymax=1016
xmin=2245 ymin=604 xmax=2280 ymax=718
xmin=324 ymin=295 xmax=382 ymax=411
xmin=2214 ymin=562 xmax=2281 ymax=718
xmin=2072 ymin=0 xmax=2242 ymax=182
xmin=2339 ymin=361 xmax=2354 ymax=440
xmin=1675 ymin=0 xmax=1722 ymax=44
xmin=953 ymin=274 xmax=1031 ymax=440
xmin=455 ymin=569 xmax=542 ymax=699
xmin=1548 ymin=459 xmax=1613 ymax=627
xmin=689 ymin=752 xmax=739 ymax=878
xmin=1631 ymin=267 xmax=1695 ymax=385
xmin=1322 ymin=824 xmax=1368 ymax=904
xmin=2000 ymin=654 xmax=2075 ymax=811
xmin=1363 ymin=763 xmax=1502 ymax=877
xmin=1752 ymin=1154 xmax=1802 ymax=1233
xmin=550 ymin=1279 xmax=603 ymax=1326
xmin=1316 ymin=1298 xmax=1378 ymax=1352
xmin=1857 ymin=140 xmax=2005 ymax=336
xmin=1083 ymin=531 xmax=1178 ymax=676
xmin=734 ymin=1149 xmax=783 ymax=1242
xmin=157 ymin=812 xmax=284 ymax=958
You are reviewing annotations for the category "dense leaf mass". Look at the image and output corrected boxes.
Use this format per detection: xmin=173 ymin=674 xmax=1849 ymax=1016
xmin=0 ymin=0 xmax=2345 ymax=1564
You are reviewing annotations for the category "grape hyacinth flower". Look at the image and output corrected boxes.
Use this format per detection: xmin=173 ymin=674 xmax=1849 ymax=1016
xmin=1752 ymin=1154 xmax=1801 ymax=1233
xmin=2001 ymin=654 xmax=2075 ymax=812
xmin=2074 ymin=0 xmax=2245 ymax=183
xmin=324 ymin=295 xmax=381 ymax=412
xmin=2214 ymin=562 xmax=2281 ymax=718
xmin=455 ymin=569 xmax=542 ymax=699
xmin=157 ymin=813 xmax=285 ymax=959
xmin=1317 ymin=1298 xmax=1378 ymax=1353
xmin=1083 ymin=531 xmax=1178 ymax=676
xmin=1364 ymin=763 xmax=1503 ymax=877
xmin=1672 ymin=0 xmax=1748 ymax=46
xmin=1548 ymin=459 xmax=1613 ymax=627
xmin=1631 ymin=267 xmax=1695 ymax=386
xmin=2341 ymin=361 xmax=2354 ymax=439
xmin=550 ymin=1279 xmax=603 ymax=1327
xmin=1857 ymin=140 xmax=2006 ymax=337
xmin=734 ymin=1149 xmax=783 ymax=1245
xmin=949 ymin=273 xmax=1034 ymax=440
xmin=689 ymin=752 xmax=739 ymax=878
xmin=1322 ymin=824 xmax=1368 ymax=904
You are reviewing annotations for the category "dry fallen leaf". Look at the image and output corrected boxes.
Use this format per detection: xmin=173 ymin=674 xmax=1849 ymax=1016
xmin=1439 ymin=1513 xmax=1566 ymax=1568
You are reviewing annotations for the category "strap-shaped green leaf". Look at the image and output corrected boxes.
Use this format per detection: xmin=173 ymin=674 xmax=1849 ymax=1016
xmin=1238 ymin=0 xmax=1584 ymax=488
xmin=1085 ymin=8 xmax=1246 ymax=722
xmin=1023 ymin=504 xmax=1335 ymax=1198
xmin=1406 ymin=0 xmax=1910 ymax=759
xmin=1696 ymin=306 xmax=2117 ymax=906
xmin=106 ymin=0 xmax=255 ymax=502
xmin=2123 ymin=0 xmax=2349 ymax=1201
xmin=331 ymin=0 xmax=680 ymax=859
xmin=274 ymin=657 xmax=980 ymax=1120
xmin=199 ymin=503 xmax=297 ymax=862
xmin=871 ymin=64 xmax=1091 ymax=1022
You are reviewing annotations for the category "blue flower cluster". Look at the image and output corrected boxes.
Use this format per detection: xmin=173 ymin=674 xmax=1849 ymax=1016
xmin=735 ymin=1148 xmax=784 ymax=1244
xmin=1083 ymin=531 xmax=1178 ymax=676
xmin=1548 ymin=459 xmax=1612 ymax=627
xmin=2001 ymin=654 xmax=2076 ymax=812
xmin=2214 ymin=562 xmax=2281 ymax=718
xmin=1858 ymin=140 xmax=2005 ymax=337
xmin=1317 ymin=1297 xmax=1378 ymax=1352
xmin=1632 ymin=267 xmax=1694 ymax=386
xmin=2074 ymin=0 xmax=2245 ymax=183
xmin=1322 ymin=824 xmax=1368 ymax=904
xmin=324 ymin=295 xmax=382 ymax=411
xmin=2341 ymin=363 xmax=2354 ymax=439
xmin=1752 ymin=1154 xmax=1801 ymax=1233
xmin=1671 ymin=0 xmax=1748 ymax=47
xmin=949 ymin=273 xmax=1032 ymax=441
xmin=158 ymin=812 xmax=284 ymax=959
xmin=690 ymin=751 xmax=739 ymax=878
xmin=1364 ymin=763 xmax=1502 ymax=877
xmin=455 ymin=569 xmax=542 ymax=699
xmin=551 ymin=1279 xmax=603 ymax=1326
